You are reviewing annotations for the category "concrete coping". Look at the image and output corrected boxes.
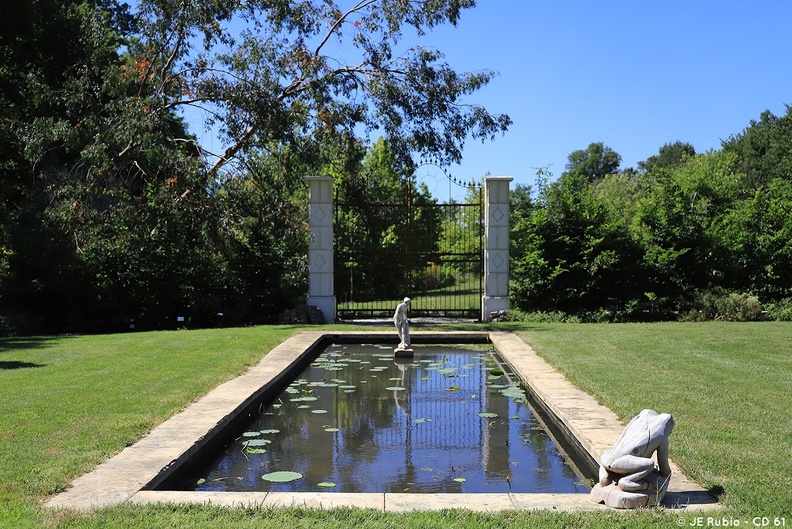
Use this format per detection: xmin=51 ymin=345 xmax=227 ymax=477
xmin=44 ymin=331 xmax=718 ymax=513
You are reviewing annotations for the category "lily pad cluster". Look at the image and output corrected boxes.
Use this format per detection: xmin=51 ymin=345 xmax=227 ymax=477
xmin=240 ymin=429 xmax=279 ymax=454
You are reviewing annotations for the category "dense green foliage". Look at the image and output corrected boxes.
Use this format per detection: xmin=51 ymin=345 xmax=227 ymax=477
xmin=0 ymin=0 xmax=509 ymax=335
xmin=334 ymin=138 xmax=442 ymax=301
xmin=510 ymin=113 xmax=792 ymax=321
xmin=3 ymin=0 xmax=792 ymax=334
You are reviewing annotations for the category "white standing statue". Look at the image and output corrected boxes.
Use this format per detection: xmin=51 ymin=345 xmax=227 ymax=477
xmin=393 ymin=297 xmax=411 ymax=350
xmin=590 ymin=409 xmax=675 ymax=509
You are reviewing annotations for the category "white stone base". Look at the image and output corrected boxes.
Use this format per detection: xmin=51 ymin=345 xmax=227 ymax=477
xmin=306 ymin=296 xmax=336 ymax=323
xmin=394 ymin=347 xmax=414 ymax=358
xmin=482 ymin=296 xmax=510 ymax=321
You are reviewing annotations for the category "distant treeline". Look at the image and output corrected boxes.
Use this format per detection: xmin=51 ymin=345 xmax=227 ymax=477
xmin=509 ymin=109 xmax=792 ymax=322
xmin=2 ymin=1 xmax=791 ymax=335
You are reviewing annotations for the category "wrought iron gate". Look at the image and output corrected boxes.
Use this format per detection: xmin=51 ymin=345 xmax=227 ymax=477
xmin=335 ymin=188 xmax=483 ymax=320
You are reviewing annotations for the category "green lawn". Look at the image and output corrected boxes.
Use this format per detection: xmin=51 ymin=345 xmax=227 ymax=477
xmin=1 ymin=322 xmax=790 ymax=528
xmin=338 ymin=275 xmax=481 ymax=316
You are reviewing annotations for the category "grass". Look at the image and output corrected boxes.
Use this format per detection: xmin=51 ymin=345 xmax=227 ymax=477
xmin=1 ymin=322 xmax=790 ymax=528
xmin=338 ymin=275 xmax=482 ymax=316
xmin=514 ymin=322 xmax=792 ymax=517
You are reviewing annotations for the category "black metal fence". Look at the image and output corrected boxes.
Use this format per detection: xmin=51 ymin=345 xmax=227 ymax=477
xmin=335 ymin=189 xmax=483 ymax=320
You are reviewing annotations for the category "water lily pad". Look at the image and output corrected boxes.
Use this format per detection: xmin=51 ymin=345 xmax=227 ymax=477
xmin=262 ymin=471 xmax=303 ymax=483
xmin=501 ymin=386 xmax=527 ymax=400
xmin=453 ymin=477 xmax=466 ymax=483
xmin=317 ymin=481 xmax=336 ymax=488
xmin=246 ymin=448 xmax=267 ymax=454
xmin=290 ymin=396 xmax=317 ymax=402
xmin=479 ymin=412 xmax=498 ymax=418
xmin=242 ymin=431 xmax=261 ymax=437
xmin=414 ymin=418 xmax=431 ymax=424
xmin=385 ymin=386 xmax=406 ymax=391
xmin=260 ymin=429 xmax=280 ymax=434
xmin=311 ymin=409 xmax=328 ymax=414
xmin=244 ymin=439 xmax=271 ymax=447
xmin=323 ymin=427 xmax=340 ymax=432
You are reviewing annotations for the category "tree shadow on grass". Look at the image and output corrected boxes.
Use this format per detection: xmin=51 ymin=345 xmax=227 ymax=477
xmin=0 ymin=336 xmax=62 ymax=352
xmin=0 ymin=336 xmax=63 ymax=369
xmin=0 ymin=360 xmax=47 ymax=370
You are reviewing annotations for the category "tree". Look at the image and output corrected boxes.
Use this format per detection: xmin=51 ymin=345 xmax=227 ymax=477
xmin=2 ymin=0 xmax=511 ymax=334
xmin=131 ymin=0 xmax=512 ymax=178
xmin=437 ymin=184 xmax=483 ymax=281
xmin=563 ymin=142 xmax=621 ymax=181
xmin=510 ymin=168 xmax=644 ymax=315
xmin=717 ymin=170 xmax=792 ymax=302
xmin=334 ymin=138 xmax=440 ymax=301
xmin=631 ymin=151 xmax=741 ymax=309
xmin=0 ymin=0 xmax=139 ymax=333
xmin=721 ymin=107 xmax=792 ymax=190
xmin=213 ymin=147 xmax=312 ymax=325
xmin=638 ymin=141 xmax=696 ymax=173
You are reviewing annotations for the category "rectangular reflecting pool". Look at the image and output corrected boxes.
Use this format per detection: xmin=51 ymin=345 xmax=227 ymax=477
xmin=163 ymin=343 xmax=591 ymax=494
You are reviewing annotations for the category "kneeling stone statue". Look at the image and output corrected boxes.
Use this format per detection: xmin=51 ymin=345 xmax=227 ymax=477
xmin=590 ymin=409 xmax=675 ymax=509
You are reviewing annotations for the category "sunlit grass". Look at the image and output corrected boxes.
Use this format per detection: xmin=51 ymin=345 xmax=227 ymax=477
xmin=516 ymin=322 xmax=792 ymax=516
xmin=338 ymin=274 xmax=481 ymax=316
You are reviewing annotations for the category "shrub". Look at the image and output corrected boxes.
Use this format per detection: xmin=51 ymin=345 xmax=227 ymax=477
xmin=686 ymin=289 xmax=768 ymax=321
xmin=504 ymin=310 xmax=581 ymax=323
xmin=764 ymin=298 xmax=792 ymax=321
xmin=413 ymin=263 xmax=456 ymax=291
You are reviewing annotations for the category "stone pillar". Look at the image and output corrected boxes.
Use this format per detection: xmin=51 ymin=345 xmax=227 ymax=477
xmin=305 ymin=176 xmax=336 ymax=322
xmin=482 ymin=176 xmax=512 ymax=321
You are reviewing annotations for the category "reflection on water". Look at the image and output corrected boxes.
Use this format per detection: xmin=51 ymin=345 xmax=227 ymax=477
xmin=183 ymin=344 xmax=590 ymax=493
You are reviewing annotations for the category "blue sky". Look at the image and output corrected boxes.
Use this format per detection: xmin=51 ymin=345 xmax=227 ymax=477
xmin=407 ymin=1 xmax=792 ymax=199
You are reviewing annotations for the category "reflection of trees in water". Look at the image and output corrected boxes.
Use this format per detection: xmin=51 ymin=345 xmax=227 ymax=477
xmin=194 ymin=344 xmax=584 ymax=493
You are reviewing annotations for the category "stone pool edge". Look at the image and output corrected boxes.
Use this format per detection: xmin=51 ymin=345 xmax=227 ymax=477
xmin=44 ymin=330 xmax=718 ymax=513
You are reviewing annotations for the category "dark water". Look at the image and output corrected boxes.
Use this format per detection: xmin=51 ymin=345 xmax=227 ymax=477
xmin=184 ymin=344 xmax=590 ymax=493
